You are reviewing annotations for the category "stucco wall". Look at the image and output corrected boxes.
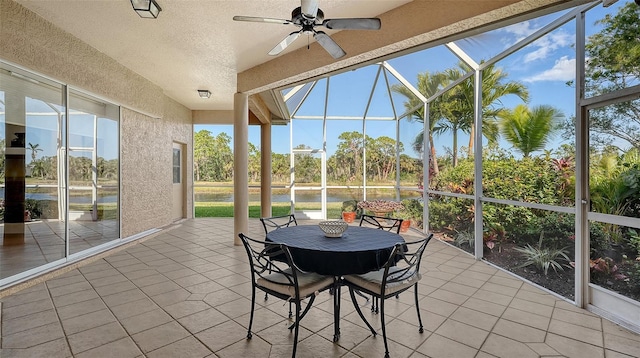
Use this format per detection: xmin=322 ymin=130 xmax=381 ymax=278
xmin=0 ymin=0 xmax=193 ymax=238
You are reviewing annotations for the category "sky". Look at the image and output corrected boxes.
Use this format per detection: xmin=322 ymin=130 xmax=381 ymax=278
xmin=195 ymin=2 xmax=618 ymax=160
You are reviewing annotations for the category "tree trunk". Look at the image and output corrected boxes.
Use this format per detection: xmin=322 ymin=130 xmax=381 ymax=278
xmin=468 ymin=124 xmax=475 ymax=158
xmin=453 ymin=129 xmax=458 ymax=167
xmin=430 ymin=134 xmax=439 ymax=177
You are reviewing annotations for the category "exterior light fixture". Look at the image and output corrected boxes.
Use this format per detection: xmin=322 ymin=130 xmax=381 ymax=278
xmin=130 ymin=0 xmax=162 ymax=19
xmin=198 ymin=90 xmax=211 ymax=99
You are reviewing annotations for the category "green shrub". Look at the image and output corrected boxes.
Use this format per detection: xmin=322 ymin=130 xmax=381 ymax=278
xmin=515 ymin=235 xmax=571 ymax=276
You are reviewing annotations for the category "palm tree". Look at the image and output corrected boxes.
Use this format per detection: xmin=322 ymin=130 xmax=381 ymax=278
xmin=392 ymin=71 xmax=448 ymax=176
xmin=28 ymin=142 xmax=42 ymax=162
xmin=442 ymin=63 xmax=529 ymax=159
xmin=499 ymin=104 xmax=563 ymax=158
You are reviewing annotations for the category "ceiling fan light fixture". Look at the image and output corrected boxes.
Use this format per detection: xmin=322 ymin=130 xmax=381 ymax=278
xmin=130 ymin=0 xmax=162 ymax=19
xmin=198 ymin=90 xmax=211 ymax=99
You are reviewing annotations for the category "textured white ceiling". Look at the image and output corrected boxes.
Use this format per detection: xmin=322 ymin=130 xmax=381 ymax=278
xmin=14 ymin=0 xmax=410 ymax=111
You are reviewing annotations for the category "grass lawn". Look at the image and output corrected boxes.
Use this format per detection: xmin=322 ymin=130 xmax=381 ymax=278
xmin=195 ymin=202 xmax=344 ymax=219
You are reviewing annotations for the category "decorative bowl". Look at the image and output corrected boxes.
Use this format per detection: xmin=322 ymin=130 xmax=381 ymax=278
xmin=319 ymin=220 xmax=348 ymax=238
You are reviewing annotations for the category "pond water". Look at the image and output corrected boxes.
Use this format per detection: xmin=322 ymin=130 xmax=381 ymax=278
xmin=194 ymin=190 xmax=422 ymax=203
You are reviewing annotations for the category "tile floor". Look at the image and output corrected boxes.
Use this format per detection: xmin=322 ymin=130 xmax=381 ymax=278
xmin=1 ymin=218 xmax=639 ymax=357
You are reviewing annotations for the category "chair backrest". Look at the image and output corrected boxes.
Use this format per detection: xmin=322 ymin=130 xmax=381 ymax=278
xmin=359 ymin=214 xmax=403 ymax=234
xmin=381 ymin=233 xmax=434 ymax=290
xmin=260 ymin=214 xmax=297 ymax=234
xmin=238 ymin=233 xmax=299 ymax=291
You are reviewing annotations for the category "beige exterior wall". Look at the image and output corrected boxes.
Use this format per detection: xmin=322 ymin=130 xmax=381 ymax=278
xmin=0 ymin=0 xmax=194 ymax=238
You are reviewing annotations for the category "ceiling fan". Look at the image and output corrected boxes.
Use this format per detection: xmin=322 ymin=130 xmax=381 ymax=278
xmin=233 ymin=0 xmax=381 ymax=59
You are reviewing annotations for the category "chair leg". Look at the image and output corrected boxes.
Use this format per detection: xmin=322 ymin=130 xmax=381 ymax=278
xmin=380 ymin=297 xmax=390 ymax=358
xmin=288 ymin=295 xmax=316 ymax=330
xmin=348 ymin=288 xmax=376 ymax=335
xmin=292 ymin=300 xmax=301 ymax=358
xmin=264 ymin=292 xmax=268 ymax=301
xmin=289 ymin=301 xmax=293 ymax=319
xmin=414 ymin=284 xmax=424 ymax=333
xmin=371 ymin=297 xmax=379 ymax=314
xmin=247 ymin=287 xmax=256 ymax=339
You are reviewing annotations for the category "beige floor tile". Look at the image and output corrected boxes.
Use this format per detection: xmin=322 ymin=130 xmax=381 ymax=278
xmin=119 ymin=308 xmax=174 ymax=335
xmin=434 ymin=318 xmax=489 ymax=349
xmin=526 ymin=342 xmax=561 ymax=356
xmin=604 ymin=332 xmax=640 ymax=357
xmin=545 ymin=332 xmax=605 ymax=358
xmin=461 ymin=297 xmax=507 ymax=317
xmin=196 ymin=319 xmax=251 ymax=352
xmin=416 ymin=333 xmax=478 ymax=358
xmin=501 ymin=307 xmax=551 ymax=331
xmin=1 ymin=321 xmax=65 ymax=349
xmin=150 ymin=288 xmax=192 ymax=307
xmin=548 ymin=318 xmax=604 ymax=347
xmin=1 ymin=298 xmax=53 ymax=321
xmin=74 ymin=337 xmax=142 ymax=358
xmin=67 ymin=321 xmax=128 ymax=355
xmin=163 ymin=300 xmax=210 ymax=319
xmin=147 ymin=336 xmax=213 ymax=358
xmin=418 ymin=296 xmax=459 ymax=317
xmin=450 ymin=306 xmax=499 ymax=331
xmin=397 ymin=308 xmax=447 ymax=333
xmin=508 ymin=296 xmax=554 ymax=317
xmin=554 ymin=305 xmax=603 ymax=329
xmin=110 ymin=297 xmax=160 ymax=320
xmin=491 ymin=318 xmax=546 ymax=343
xmin=50 ymin=289 xmax=100 ymax=308
xmin=0 ymin=337 xmax=71 ymax=357
xmin=178 ymin=307 xmax=230 ymax=334
xmin=350 ymin=332 xmax=413 ymax=358
xmin=101 ymin=288 xmax=148 ymax=307
xmin=93 ymin=280 xmax=138 ymax=296
xmin=451 ymin=274 xmax=488 ymax=289
xmin=60 ymin=308 xmax=117 ymax=335
xmin=131 ymin=321 xmax=191 ymax=353
xmin=488 ymin=274 xmax=523 ymax=289
xmin=473 ymin=289 xmax=513 ymax=306
xmin=481 ymin=333 xmax=539 ymax=358
xmin=86 ymin=273 xmax=129 ymax=288
xmin=605 ymin=349 xmax=638 ymax=358
xmin=480 ymin=282 xmax=519 ymax=297
xmin=2 ymin=309 xmax=59 ymax=336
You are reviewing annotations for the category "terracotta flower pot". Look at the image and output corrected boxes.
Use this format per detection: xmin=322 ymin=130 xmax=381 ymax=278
xmin=400 ymin=219 xmax=411 ymax=232
xmin=342 ymin=211 xmax=356 ymax=223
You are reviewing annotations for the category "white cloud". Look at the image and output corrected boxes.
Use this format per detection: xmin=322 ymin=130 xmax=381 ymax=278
xmin=499 ymin=22 xmax=573 ymax=63
xmin=523 ymin=31 xmax=573 ymax=63
xmin=523 ymin=56 xmax=575 ymax=82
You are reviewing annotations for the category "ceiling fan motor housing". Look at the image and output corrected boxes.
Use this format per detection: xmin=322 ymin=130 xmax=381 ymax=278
xmin=292 ymin=7 xmax=324 ymax=24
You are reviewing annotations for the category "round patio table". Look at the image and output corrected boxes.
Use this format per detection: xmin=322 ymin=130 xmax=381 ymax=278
xmin=265 ymin=225 xmax=404 ymax=276
xmin=266 ymin=224 xmax=405 ymax=342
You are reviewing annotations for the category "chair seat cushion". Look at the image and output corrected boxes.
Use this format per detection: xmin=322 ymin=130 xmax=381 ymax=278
xmin=344 ymin=267 xmax=421 ymax=296
xmin=257 ymin=268 xmax=334 ymax=299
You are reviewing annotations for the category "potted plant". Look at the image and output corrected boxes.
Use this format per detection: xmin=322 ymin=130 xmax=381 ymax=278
xmin=395 ymin=210 xmax=413 ymax=232
xmin=341 ymin=200 xmax=357 ymax=223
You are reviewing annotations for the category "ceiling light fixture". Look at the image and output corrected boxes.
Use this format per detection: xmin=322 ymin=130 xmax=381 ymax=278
xmin=130 ymin=0 xmax=162 ymax=19
xmin=198 ymin=90 xmax=211 ymax=99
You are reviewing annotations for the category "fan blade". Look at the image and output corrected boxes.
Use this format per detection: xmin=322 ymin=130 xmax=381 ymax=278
xmin=233 ymin=15 xmax=292 ymax=25
xmin=301 ymin=0 xmax=319 ymax=19
xmin=322 ymin=18 xmax=381 ymax=30
xmin=269 ymin=31 xmax=302 ymax=56
xmin=314 ymin=31 xmax=346 ymax=59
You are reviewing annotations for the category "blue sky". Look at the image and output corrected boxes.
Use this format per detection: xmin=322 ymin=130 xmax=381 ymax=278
xmin=197 ymin=3 xmax=616 ymax=159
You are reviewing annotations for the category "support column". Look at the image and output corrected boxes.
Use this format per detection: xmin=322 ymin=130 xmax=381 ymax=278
xmin=233 ymin=92 xmax=249 ymax=246
xmin=260 ymin=123 xmax=272 ymax=218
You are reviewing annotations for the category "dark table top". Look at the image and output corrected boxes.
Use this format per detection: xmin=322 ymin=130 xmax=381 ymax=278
xmin=266 ymin=225 xmax=404 ymax=276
